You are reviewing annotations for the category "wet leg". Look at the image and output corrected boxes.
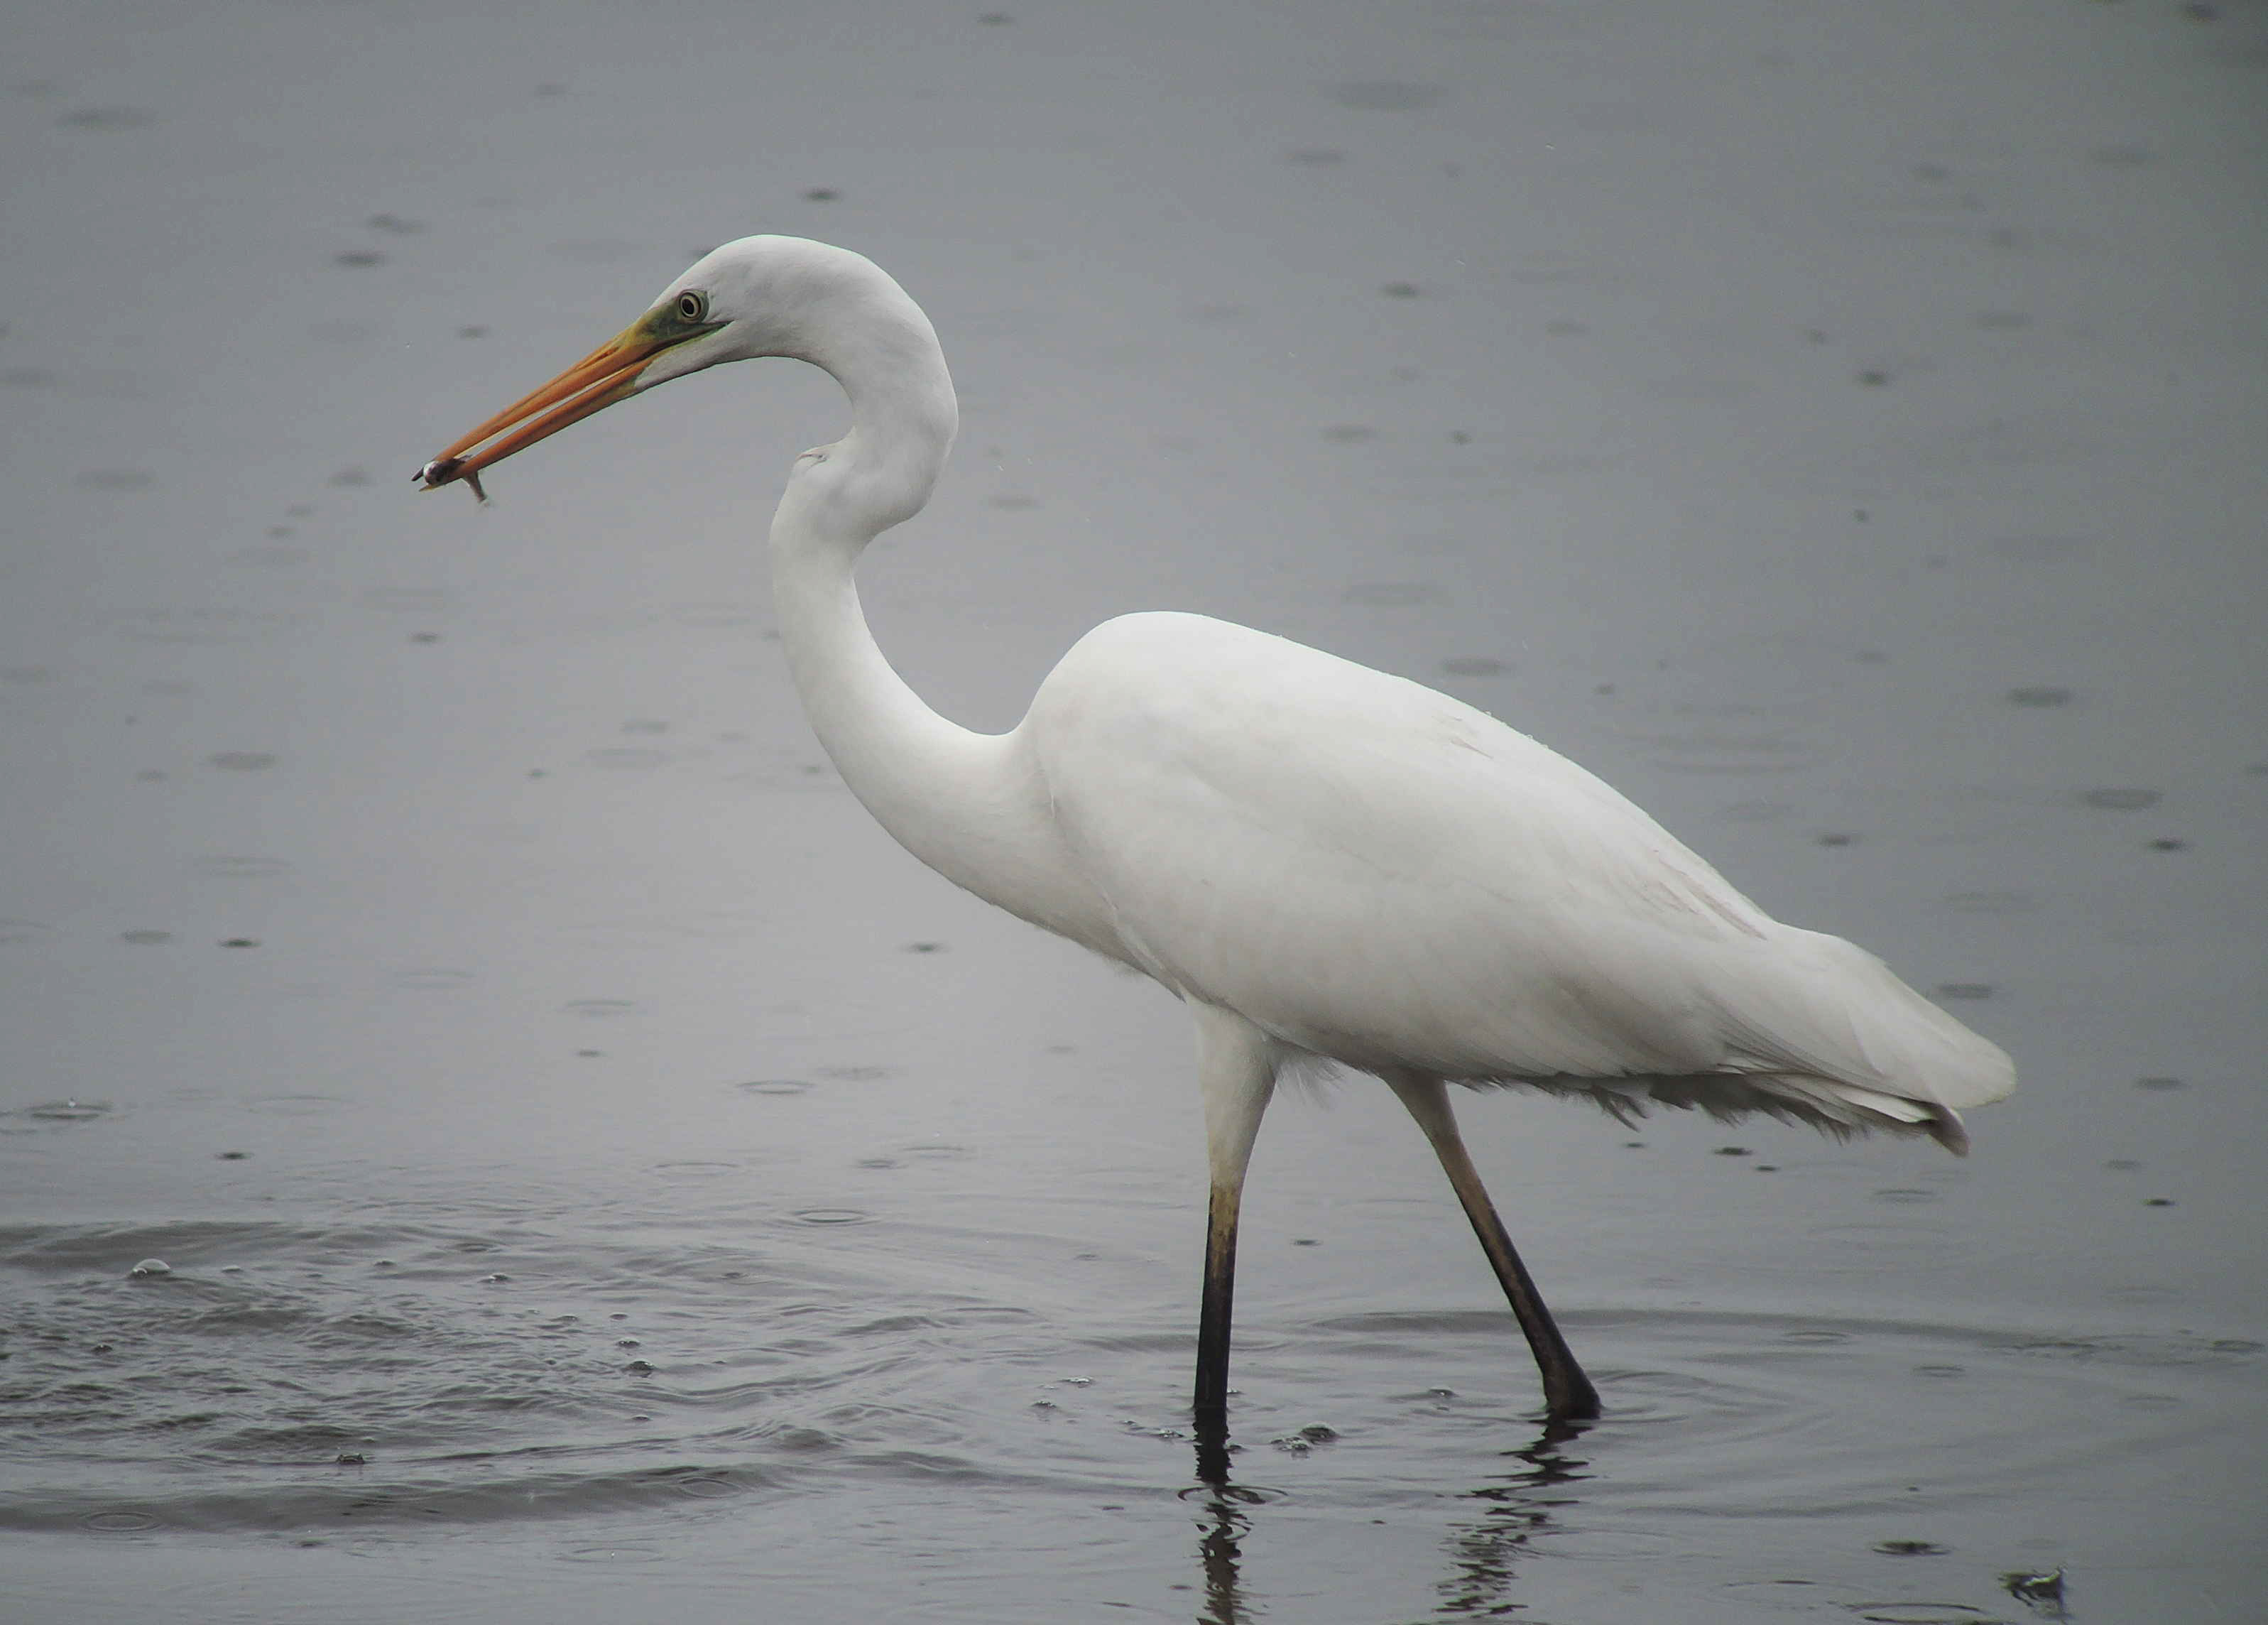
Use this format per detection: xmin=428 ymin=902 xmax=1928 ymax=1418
xmin=1192 ymin=1006 xmax=1277 ymax=1433
xmin=1385 ymin=1073 xmax=1601 ymax=1420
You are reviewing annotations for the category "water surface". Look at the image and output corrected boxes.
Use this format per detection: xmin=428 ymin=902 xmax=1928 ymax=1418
xmin=4 ymin=1 xmax=2263 ymax=1619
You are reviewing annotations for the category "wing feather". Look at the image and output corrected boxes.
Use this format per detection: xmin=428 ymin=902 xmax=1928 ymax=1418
xmin=1025 ymin=613 xmax=2012 ymax=1143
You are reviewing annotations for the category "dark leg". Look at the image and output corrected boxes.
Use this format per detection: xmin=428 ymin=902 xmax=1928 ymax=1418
xmin=1190 ymin=1006 xmax=1277 ymax=1444
xmin=1385 ymin=1074 xmax=1601 ymax=1421
xmin=1195 ymin=1180 xmax=1241 ymax=1425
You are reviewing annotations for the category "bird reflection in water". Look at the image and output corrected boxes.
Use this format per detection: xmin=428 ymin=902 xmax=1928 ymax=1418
xmin=1437 ymin=1423 xmax=1596 ymax=1619
xmin=1184 ymin=1418 xmax=1595 ymax=1624
xmin=1192 ymin=1488 xmax=1253 ymax=1625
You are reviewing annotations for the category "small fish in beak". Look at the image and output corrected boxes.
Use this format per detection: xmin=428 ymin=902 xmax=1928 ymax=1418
xmin=415 ymin=457 xmax=487 ymax=504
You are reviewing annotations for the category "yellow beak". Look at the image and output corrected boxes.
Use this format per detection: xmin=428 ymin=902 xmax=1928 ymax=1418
xmin=416 ymin=308 xmax=716 ymax=497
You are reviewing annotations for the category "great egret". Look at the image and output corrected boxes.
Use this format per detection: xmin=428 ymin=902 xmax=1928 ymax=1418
xmin=418 ymin=236 xmax=2014 ymax=1428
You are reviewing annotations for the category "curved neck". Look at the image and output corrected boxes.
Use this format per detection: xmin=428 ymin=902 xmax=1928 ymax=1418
xmin=763 ymin=281 xmax=1056 ymax=916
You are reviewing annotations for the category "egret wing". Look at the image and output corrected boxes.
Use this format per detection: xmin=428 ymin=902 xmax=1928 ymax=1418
xmin=1027 ymin=613 xmax=2010 ymax=1133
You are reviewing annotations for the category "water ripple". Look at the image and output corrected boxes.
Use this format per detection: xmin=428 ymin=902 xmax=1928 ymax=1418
xmin=2 ymin=1219 xmax=2258 ymax=1554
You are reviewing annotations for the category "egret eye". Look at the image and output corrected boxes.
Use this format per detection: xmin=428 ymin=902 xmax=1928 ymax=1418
xmin=676 ymin=290 xmax=709 ymax=323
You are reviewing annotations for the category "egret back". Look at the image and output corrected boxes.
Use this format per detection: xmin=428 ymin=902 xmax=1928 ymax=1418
xmin=1021 ymin=612 xmax=2012 ymax=1145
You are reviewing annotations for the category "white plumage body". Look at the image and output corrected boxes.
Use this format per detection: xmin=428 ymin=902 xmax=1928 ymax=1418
xmin=1012 ymin=610 xmax=2010 ymax=1151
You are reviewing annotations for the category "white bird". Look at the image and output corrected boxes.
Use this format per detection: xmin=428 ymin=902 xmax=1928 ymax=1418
xmin=418 ymin=236 xmax=2015 ymax=1427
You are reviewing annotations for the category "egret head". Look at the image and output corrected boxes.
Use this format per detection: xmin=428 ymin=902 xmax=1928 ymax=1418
xmin=415 ymin=235 xmax=895 ymax=498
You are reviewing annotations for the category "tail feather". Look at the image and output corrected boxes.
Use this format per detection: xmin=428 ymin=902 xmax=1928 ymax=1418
xmin=1498 ymin=1070 xmax=1977 ymax=1153
xmin=1453 ymin=927 xmax=2010 ymax=1158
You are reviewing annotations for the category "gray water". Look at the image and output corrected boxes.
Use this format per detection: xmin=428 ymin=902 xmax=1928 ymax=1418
xmin=4 ymin=1 xmax=2264 ymax=1620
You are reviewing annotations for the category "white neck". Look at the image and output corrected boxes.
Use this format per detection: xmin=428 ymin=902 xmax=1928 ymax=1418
xmin=763 ymin=263 xmax=1064 ymax=924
